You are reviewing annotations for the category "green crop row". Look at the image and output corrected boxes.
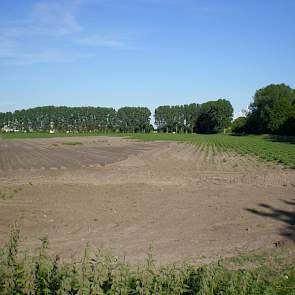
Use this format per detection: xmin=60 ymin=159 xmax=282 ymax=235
xmin=130 ymin=133 xmax=295 ymax=168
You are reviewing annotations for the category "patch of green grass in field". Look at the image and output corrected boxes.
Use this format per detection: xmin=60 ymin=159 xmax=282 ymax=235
xmin=62 ymin=141 xmax=83 ymax=146
xmin=129 ymin=133 xmax=295 ymax=168
xmin=1 ymin=224 xmax=295 ymax=295
xmin=0 ymin=131 xmax=129 ymax=140
xmin=228 ymin=254 xmax=267 ymax=266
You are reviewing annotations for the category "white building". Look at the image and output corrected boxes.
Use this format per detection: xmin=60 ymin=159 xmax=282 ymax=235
xmin=2 ymin=125 xmax=13 ymax=133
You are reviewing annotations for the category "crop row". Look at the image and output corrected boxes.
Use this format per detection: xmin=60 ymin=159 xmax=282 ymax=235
xmin=131 ymin=133 xmax=295 ymax=168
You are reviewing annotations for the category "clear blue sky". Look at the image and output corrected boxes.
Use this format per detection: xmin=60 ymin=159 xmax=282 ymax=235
xmin=0 ymin=0 xmax=294 ymax=117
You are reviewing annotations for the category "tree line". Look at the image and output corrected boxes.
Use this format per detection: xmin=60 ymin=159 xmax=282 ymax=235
xmin=1 ymin=83 xmax=294 ymax=135
xmin=154 ymin=99 xmax=233 ymax=133
xmin=232 ymin=84 xmax=295 ymax=136
xmin=0 ymin=100 xmax=234 ymax=134
xmin=0 ymin=106 xmax=152 ymax=133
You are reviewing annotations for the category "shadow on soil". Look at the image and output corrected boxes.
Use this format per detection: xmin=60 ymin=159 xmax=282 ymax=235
xmin=246 ymin=199 xmax=295 ymax=242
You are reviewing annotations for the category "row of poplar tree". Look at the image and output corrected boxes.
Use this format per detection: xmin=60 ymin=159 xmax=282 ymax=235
xmin=0 ymin=106 xmax=152 ymax=133
xmin=0 ymin=99 xmax=233 ymax=134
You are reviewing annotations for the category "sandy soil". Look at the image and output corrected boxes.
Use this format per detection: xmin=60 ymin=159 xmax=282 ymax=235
xmin=0 ymin=136 xmax=294 ymax=264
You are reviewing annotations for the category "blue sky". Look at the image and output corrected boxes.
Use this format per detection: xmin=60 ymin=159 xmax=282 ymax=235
xmin=0 ymin=0 xmax=294 ymax=117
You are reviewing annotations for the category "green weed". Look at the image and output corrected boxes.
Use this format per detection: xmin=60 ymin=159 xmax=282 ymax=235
xmin=62 ymin=141 xmax=83 ymax=146
xmin=0 ymin=186 xmax=23 ymax=200
xmin=0 ymin=225 xmax=294 ymax=294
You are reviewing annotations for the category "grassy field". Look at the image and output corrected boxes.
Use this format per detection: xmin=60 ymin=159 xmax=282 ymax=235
xmin=1 ymin=225 xmax=294 ymax=295
xmin=1 ymin=131 xmax=295 ymax=168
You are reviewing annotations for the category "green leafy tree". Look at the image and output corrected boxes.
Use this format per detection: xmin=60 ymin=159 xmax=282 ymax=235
xmin=196 ymin=99 xmax=233 ymax=133
xmin=154 ymin=104 xmax=200 ymax=133
xmin=246 ymin=83 xmax=295 ymax=134
xmin=0 ymin=106 xmax=119 ymax=133
xmin=117 ymin=107 xmax=151 ymax=133
xmin=231 ymin=117 xmax=247 ymax=134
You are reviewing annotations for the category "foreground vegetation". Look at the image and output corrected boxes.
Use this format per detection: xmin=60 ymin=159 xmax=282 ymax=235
xmin=1 ymin=224 xmax=294 ymax=295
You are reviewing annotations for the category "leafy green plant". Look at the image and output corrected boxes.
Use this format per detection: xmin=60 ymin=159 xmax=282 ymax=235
xmin=0 ymin=225 xmax=294 ymax=294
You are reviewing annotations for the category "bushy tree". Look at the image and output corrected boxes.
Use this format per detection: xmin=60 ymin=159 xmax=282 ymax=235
xmin=245 ymin=84 xmax=295 ymax=135
xmin=231 ymin=117 xmax=247 ymax=134
xmin=196 ymin=99 xmax=233 ymax=133
xmin=154 ymin=105 xmax=176 ymax=132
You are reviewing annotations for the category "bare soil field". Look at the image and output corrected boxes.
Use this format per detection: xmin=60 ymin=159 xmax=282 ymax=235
xmin=0 ymin=136 xmax=294 ymax=264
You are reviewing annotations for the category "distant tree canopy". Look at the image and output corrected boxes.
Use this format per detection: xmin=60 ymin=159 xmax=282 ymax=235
xmin=196 ymin=99 xmax=233 ymax=133
xmin=232 ymin=84 xmax=295 ymax=136
xmin=154 ymin=104 xmax=200 ymax=133
xmin=154 ymin=100 xmax=233 ymax=134
xmin=231 ymin=117 xmax=247 ymax=134
xmin=0 ymin=106 xmax=151 ymax=133
xmin=117 ymin=107 xmax=151 ymax=133
xmin=1 ymin=84 xmax=294 ymax=136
